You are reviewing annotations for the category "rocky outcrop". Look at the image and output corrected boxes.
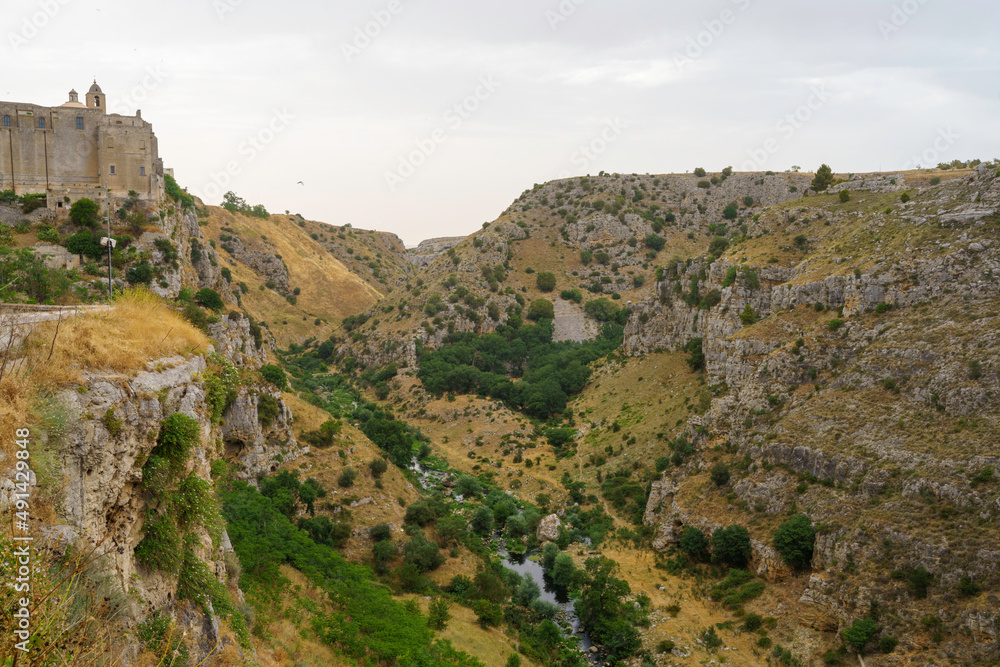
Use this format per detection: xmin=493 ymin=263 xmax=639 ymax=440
xmin=222 ymin=387 xmax=304 ymax=481
xmin=409 ymin=236 xmax=466 ymax=267
xmin=536 ymin=514 xmax=562 ymax=542
xmin=208 ymin=312 xmax=266 ymax=367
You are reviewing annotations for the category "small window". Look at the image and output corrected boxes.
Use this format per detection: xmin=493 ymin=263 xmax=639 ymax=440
xmin=38 ymin=118 xmax=45 ymax=129
xmin=3 ymin=115 xmax=10 ymax=127
xmin=140 ymin=167 xmax=146 ymax=176
xmin=110 ymin=165 xmax=116 ymax=175
xmin=76 ymin=117 xmax=83 ymax=130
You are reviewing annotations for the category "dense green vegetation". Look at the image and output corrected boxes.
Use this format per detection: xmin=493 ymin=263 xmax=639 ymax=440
xmin=417 ymin=318 xmax=623 ymax=419
xmin=221 ymin=478 xmax=482 ymax=666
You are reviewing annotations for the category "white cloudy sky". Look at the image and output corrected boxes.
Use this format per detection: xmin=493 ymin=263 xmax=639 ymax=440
xmin=5 ymin=0 xmax=999 ymax=245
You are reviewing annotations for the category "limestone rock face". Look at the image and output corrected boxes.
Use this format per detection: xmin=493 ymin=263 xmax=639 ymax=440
xmin=221 ymin=387 xmax=304 ymax=482
xmin=208 ymin=312 xmax=267 ymax=367
xmin=408 ymin=236 xmax=466 ymax=267
xmin=536 ymin=514 xmax=562 ymax=542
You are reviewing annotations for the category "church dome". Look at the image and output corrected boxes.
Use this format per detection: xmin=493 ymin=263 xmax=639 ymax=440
xmin=88 ymin=81 xmax=103 ymax=94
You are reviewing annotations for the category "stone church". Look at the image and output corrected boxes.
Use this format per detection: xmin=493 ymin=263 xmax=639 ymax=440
xmin=0 ymin=82 xmax=165 ymax=212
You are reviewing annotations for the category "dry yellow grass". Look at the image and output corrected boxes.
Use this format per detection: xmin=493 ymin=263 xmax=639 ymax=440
xmin=201 ymin=208 xmax=383 ymax=346
xmin=0 ymin=289 xmax=209 ymax=463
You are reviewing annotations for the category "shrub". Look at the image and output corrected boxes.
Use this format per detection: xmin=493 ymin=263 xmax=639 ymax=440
xmin=126 ymin=262 xmax=154 ymax=285
xmin=929 ymin=176 xmax=941 ymax=185
xmin=194 ymin=287 xmax=223 ymax=312
xmin=722 ymin=204 xmax=738 ymax=220
xmin=645 ymin=233 xmax=666 ymax=251
xmin=839 ymin=190 xmax=851 ymax=203
xmin=908 ymin=565 xmax=933 ymax=598
xmin=258 ymin=364 xmax=287 ymax=390
xmin=35 ymin=224 xmax=60 ymax=244
xmin=580 ymin=249 xmax=593 ymax=265
xmin=828 ymin=318 xmax=844 ymax=331
xmin=526 ymin=298 xmax=554 ymax=321
xmin=69 ymin=198 xmax=100 ymax=227
xmin=794 ymin=234 xmax=808 ymax=249
xmin=157 ymin=413 xmax=201 ymax=472
xmin=694 ymin=167 xmax=707 ymax=177
xmin=369 ymin=458 xmax=389 ymax=479
xmin=699 ymin=289 xmax=722 ymax=310
xmin=679 ymin=527 xmax=710 ymax=561
xmin=710 ymin=463 xmax=730 ymax=486
xmin=900 ymin=193 xmax=911 ymax=203
xmin=684 ymin=338 xmax=705 ymax=372
xmin=712 ymin=526 xmax=751 ymax=568
xmin=101 ymin=408 xmax=123 ymax=436
xmin=968 ymin=360 xmax=983 ymax=380
xmin=560 ymin=288 xmax=583 ymax=303
xmin=257 ymin=394 xmax=280 ymax=427
xmin=337 ymin=467 xmax=358 ymax=488
xmin=773 ymin=514 xmax=815 ymax=569
xmin=739 ymin=305 xmax=758 ymax=327
xmin=879 ymin=636 xmax=899 ymax=654
xmin=536 ymin=272 xmax=556 ymax=292
xmin=842 ymin=617 xmax=877 ymax=654
xmin=957 ymin=575 xmax=980 ymax=597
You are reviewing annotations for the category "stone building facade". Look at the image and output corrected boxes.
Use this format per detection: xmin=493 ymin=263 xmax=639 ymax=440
xmin=0 ymin=82 xmax=165 ymax=213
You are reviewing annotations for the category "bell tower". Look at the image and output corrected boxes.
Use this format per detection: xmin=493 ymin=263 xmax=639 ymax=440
xmin=87 ymin=80 xmax=106 ymax=114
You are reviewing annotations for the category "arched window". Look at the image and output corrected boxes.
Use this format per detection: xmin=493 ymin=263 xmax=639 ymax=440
xmin=94 ymin=97 xmax=101 ymax=107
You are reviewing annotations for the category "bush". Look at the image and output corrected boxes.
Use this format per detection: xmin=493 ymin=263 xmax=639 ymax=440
xmin=526 ymin=298 xmax=554 ymax=321
xmin=694 ymin=167 xmax=706 ymax=177
xmin=900 ymin=193 xmax=911 ymax=203
xmin=684 ymin=338 xmax=705 ymax=372
xmin=879 ymin=636 xmax=898 ymax=654
xmin=699 ymin=289 xmax=722 ymax=310
xmin=842 ymin=617 xmax=877 ymax=654
xmin=337 ymin=467 xmax=358 ymax=488
xmin=126 ymin=262 xmax=154 ymax=285
xmin=644 ymin=233 xmax=666 ymax=251
xmin=536 ymin=272 xmax=556 ymax=292
xmin=257 ymin=394 xmax=280 ymax=427
xmin=195 ymin=287 xmax=223 ymax=312
xmin=908 ymin=565 xmax=933 ymax=598
xmin=369 ymin=458 xmax=389 ymax=479
xmin=69 ymin=198 xmax=100 ymax=227
xmin=258 ymin=364 xmax=287 ymax=390
xmin=828 ymin=318 xmax=844 ymax=331
xmin=739 ymin=305 xmax=758 ymax=326
xmin=957 ymin=575 xmax=980 ymax=597
xmin=712 ymin=526 xmax=751 ymax=568
xmin=560 ymin=288 xmax=583 ymax=303
xmin=679 ymin=527 xmax=710 ymax=561
xmin=773 ymin=514 xmax=815 ymax=569
xmin=929 ymin=176 xmax=941 ymax=185
xmin=968 ymin=360 xmax=983 ymax=380
xmin=710 ymin=463 xmax=730 ymax=486
xmin=839 ymin=190 xmax=851 ymax=203
xmin=722 ymin=204 xmax=738 ymax=220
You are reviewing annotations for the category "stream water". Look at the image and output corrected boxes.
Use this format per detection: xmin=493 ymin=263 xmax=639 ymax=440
xmin=409 ymin=459 xmax=599 ymax=663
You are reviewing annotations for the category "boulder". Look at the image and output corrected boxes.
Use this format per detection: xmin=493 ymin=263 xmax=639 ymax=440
xmin=536 ymin=513 xmax=562 ymax=542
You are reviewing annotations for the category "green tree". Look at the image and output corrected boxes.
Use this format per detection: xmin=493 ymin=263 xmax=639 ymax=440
xmin=372 ymin=539 xmax=397 ymax=574
xmin=739 ymin=304 xmax=758 ymax=326
xmin=576 ymin=557 xmax=642 ymax=660
xmin=712 ymin=526 xmax=751 ymax=568
xmin=195 ymin=288 xmax=223 ymax=312
xmin=710 ymin=463 xmax=730 ymax=486
xmin=428 ymin=597 xmax=451 ymax=630
xmin=526 ymin=298 xmax=554 ymax=321
xmin=773 ymin=514 xmax=815 ymax=569
xmin=842 ymin=617 xmax=878 ymax=654
xmin=369 ymin=458 xmax=388 ymax=479
xmin=471 ymin=505 xmax=493 ymax=535
xmin=684 ymin=338 xmax=705 ymax=372
xmin=69 ymin=198 xmax=100 ymax=228
xmin=551 ymin=552 xmax=576 ymax=588
xmin=644 ymin=233 xmax=666 ymax=251
xmin=258 ymin=364 xmax=287 ymax=390
xmin=536 ymin=271 xmax=556 ymax=292
xmin=679 ymin=527 xmax=710 ymax=561
xmin=722 ymin=204 xmax=738 ymax=220
xmin=811 ymin=164 xmax=834 ymax=192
